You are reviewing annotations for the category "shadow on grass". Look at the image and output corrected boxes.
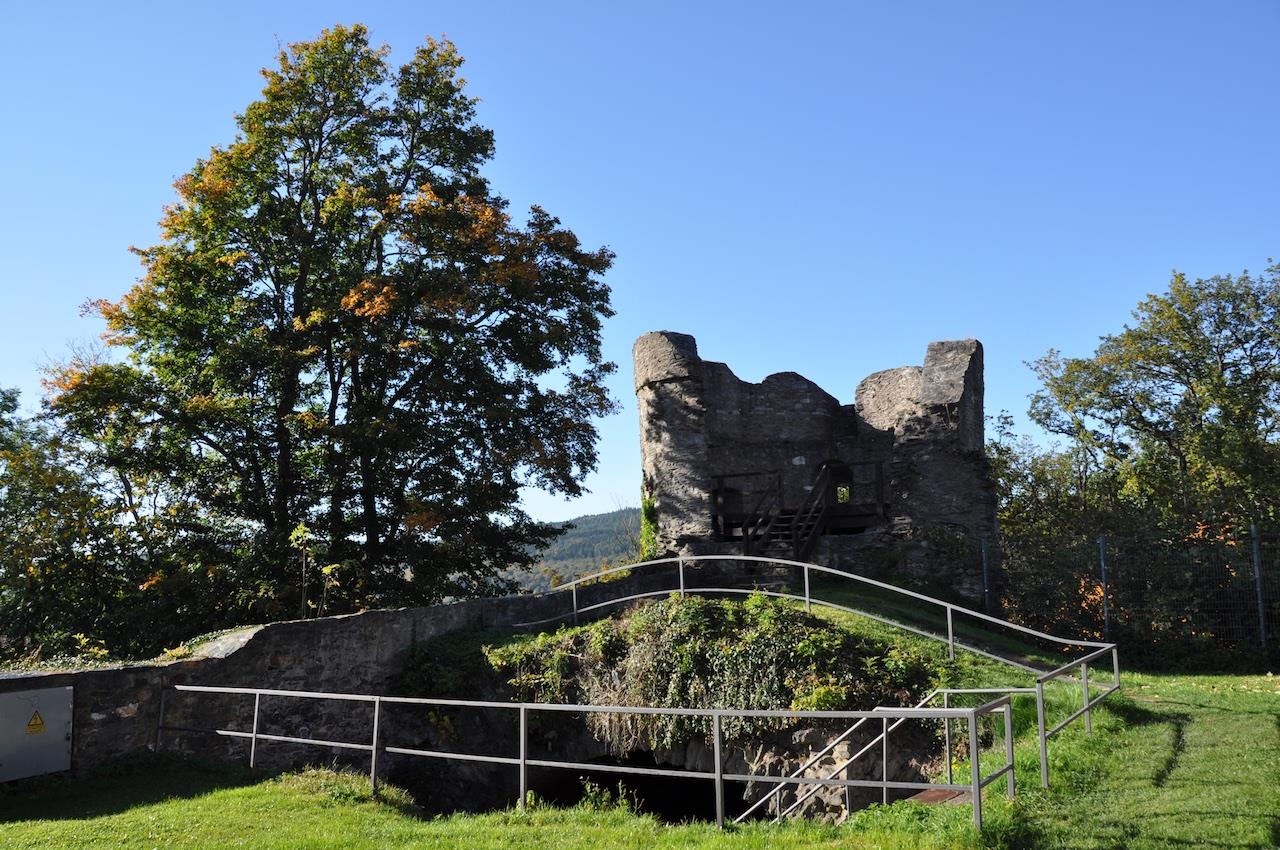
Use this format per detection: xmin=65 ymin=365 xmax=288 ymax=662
xmin=1151 ymin=716 xmax=1187 ymax=788
xmin=1103 ymin=697 xmax=1180 ymax=727
xmin=1084 ymin=698 xmax=1198 ymax=792
xmin=0 ymin=752 xmax=259 ymax=823
xmin=0 ymin=752 xmax=428 ymax=825
xmin=1144 ymin=697 xmax=1279 ymax=717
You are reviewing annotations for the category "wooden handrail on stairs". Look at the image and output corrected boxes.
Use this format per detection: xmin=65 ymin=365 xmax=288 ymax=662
xmin=792 ymin=464 xmax=833 ymax=560
xmin=742 ymin=484 xmax=782 ymax=555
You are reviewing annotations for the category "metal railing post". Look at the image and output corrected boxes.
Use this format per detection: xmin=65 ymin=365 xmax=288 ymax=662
xmin=571 ymin=584 xmax=579 ymax=625
xmin=943 ymin=692 xmax=953 ymax=785
xmin=678 ymin=557 xmax=685 ymax=597
xmin=881 ymin=716 xmax=889 ymax=805
xmin=713 ymin=714 xmax=725 ymax=828
xmin=803 ymin=565 xmax=811 ymax=613
xmin=1082 ymin=664 xmax=1091 ymax=734
xmin=946 ymin=607 xmax=955 ymax=660
xmin=1251 ymin=523 xmax=1268 ymax=646
xmin=1003 ymin=702 xmax=1015 ymax=799
xmin=1036 ymin=682 xmax=1049 ymax=788
xmin=968 ymin=711 xmax=982 ymax=830
xmin=844 ymin=752 xmax=854 ymax=816
xmin=249 ymin=692 xmax=261 ymax=769
xmin=370 ymin=696 xmax=382 ymax=795
xmin=518 ymin=705 xmax=528 ymax=811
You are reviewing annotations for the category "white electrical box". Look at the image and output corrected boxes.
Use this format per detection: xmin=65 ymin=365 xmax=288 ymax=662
xmin=0 ymin=686 xmax=73 ymax=782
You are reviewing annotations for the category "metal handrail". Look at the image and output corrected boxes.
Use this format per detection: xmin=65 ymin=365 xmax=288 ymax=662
xmin=159 ymin=683 xmax=1005 ymax=829
xmin=774 ymin=691 xmax=1018 ymax=822
xmin=1036 ymin=644 xmax=1116 ymax=682
xmin=537 ymin=555 xmax=1114 ymax=651
xmin=517 ymin=554 xmax=1120 ymax=789
xmin=734 ymin=713 xmax=878 ymax=823
xmin=1033 ymin=643 xmax=1121 ymax=786
xmin=762 ymin=689 xmax=938 ymax=822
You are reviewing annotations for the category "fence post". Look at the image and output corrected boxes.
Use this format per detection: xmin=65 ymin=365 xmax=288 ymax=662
xmin=980 ymin=539 xmax=991 ymax=614
xmin=943 ymin=692 xmax=953 ymax=785
xmin=572 ymin=584 xmax=579 ymax=626
xmin=1003 ymin=702 xmax=1015 ymax=799
xmin=370 ymin=697 xmax=382 ymax=796
xmin=1035 ymin=681 xmax=1049 ymax=788
xmin=1098 ymin=534 xmax=1111 ymax=641
xmin=249 ymin=692 xmax=261 ymax=769
xmin=881 ymin=716 xmax=889 ymax=805
xmin=678 ymin=557 xmax=685 ymax=597
xmin=1251 ymin=523 xmax=1268 ymax=647
xmin=803 ymin=564 xmax=811 ymax=613
xmin=844 ymin=751 xmax=854 ymax=816
xmin=713 ymin=714 xmax=724 ymax=828
xmin=968 ymin=711 xmax=982 ymax=830
xmin=518 ymin=705 xmax=528 ymax=811
xmin=1082 ymin=664 xmax=1091 ymax=734
xmin=946 ymin=607 xmax=955 ymax=660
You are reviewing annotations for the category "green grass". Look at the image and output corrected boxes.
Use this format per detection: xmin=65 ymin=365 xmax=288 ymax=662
xmin=2 ymin=670 xmax=1275 ymax=849
xmin=804 ymin=574 xmax=1079 ymax=671
xmin=1014 ymin=670 xmax=1280 ymax=849
xmin=0 ymin=758 xmax=985 ymax=850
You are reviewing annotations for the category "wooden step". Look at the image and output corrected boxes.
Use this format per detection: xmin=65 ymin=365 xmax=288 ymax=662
xmin=905 ymin=788 xmax=972 ymax=806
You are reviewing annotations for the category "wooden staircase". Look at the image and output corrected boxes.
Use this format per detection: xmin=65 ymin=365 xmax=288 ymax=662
xmin=711 ymin=462 xmax=885 ymax=559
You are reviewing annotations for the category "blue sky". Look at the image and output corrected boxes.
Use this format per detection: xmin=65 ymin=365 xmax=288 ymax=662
xmin=1 ymin=2 xmax=1277 ymax=522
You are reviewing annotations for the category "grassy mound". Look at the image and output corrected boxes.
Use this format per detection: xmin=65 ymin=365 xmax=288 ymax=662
xmin=403 ymin=594 xmax=942 ymax=753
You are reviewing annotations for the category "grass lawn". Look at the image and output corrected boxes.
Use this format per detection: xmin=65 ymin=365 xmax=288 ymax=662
xmin=1014 ymin=669 xmax=1280 ymax=850
xmin=0 ymin=758 xmax=989 ymax=850
xmin=2 ymin=600 xmax=1276 ymax=849
xmin=2 ymin=674 xmax=1274 ymax=848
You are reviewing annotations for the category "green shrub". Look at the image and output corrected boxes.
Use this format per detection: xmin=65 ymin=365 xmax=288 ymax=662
xmin=483 ymin=593 xmax=935 ymax=753
xmin=639 ymin=494 xmax=659 ymax=560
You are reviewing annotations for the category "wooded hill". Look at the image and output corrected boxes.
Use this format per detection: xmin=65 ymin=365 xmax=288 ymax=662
xmin=512 ymin=507 xmax=640 ymax=591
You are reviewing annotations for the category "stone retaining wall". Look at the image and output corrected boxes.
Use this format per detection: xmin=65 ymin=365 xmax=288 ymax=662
xmin=0 ymin=590 xmax=571 ymax=776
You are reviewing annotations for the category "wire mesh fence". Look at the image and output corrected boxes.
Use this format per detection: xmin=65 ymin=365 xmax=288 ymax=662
xmin=995 ymin=524 xmax=1280 ymax=663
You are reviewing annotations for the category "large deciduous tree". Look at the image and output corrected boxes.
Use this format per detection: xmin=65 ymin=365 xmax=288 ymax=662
xmin=50 ymin=26 xmax=616 ymax=620
xmin=1028 ymin=262 xmax=1280 ymax=535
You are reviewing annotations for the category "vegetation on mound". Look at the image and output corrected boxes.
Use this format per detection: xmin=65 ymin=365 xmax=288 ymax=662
xmin=476 ymin=594 xmax=939 ymax=751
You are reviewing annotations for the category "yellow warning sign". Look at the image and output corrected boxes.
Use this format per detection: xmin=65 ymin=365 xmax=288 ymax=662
xmin=25 ymin=710 xmax=45 ymax=735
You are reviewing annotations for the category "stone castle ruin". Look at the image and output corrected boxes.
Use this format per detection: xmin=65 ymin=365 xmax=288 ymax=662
xmin=635 ymin=331 xmax=996 ymax=598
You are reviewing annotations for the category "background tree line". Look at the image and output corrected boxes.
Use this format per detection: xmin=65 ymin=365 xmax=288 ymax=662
xmin=989 ymin=262 xmax=1280 ymax=662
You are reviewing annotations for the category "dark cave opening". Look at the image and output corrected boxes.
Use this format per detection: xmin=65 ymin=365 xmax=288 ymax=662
xmin=526 ymin=750 xmax=730 ymax=823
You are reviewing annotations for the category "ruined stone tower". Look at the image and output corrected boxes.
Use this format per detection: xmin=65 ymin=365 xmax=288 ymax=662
xmin=635 ymin=331 xmax=996 ymax=595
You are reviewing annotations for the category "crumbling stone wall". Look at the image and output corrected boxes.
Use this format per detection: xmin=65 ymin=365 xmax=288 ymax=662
xmin=0 ymin=593 xmax=572 ymax=777
xmin=635 ymin=332 xmax=996 ymax=594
